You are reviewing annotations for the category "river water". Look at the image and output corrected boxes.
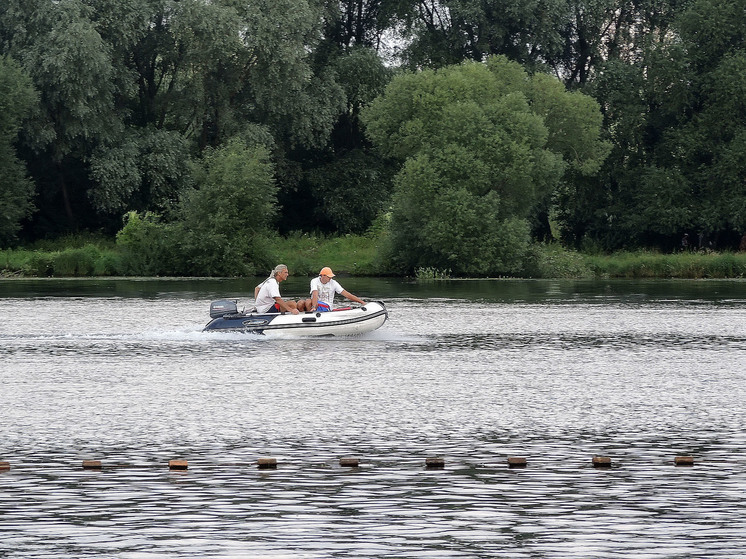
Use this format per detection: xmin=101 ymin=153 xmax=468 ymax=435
xmin=1 ymin=277 xmax=746 ymax=558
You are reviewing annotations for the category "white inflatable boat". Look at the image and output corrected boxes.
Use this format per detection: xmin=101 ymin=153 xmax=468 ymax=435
xmin=203 ymin=300 xmax=388 ymax=337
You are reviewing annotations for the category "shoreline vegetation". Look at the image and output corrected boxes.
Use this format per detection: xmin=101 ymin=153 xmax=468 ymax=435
xmin=2 ymin=234 xmax=746 ymax=280
xmin=4 ymin=2 xmax=746 ymax=288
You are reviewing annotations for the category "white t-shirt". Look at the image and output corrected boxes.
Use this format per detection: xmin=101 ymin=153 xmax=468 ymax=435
xmin=255 ymin=277 xmax=281 ymax=312
xmin=310 ymin=276 xmax=344 ymax=308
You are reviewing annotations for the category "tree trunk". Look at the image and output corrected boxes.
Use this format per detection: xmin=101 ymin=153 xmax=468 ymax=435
xmin=57 ymin=162 xmax=75 ymax=227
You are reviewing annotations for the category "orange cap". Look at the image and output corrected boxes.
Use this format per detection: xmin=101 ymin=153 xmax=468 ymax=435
xmin=319 ymin=267 xmax=335 ymax=277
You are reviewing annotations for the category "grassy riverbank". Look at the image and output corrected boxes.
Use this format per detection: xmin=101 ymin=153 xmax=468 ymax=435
xmin=584 ymin=250 xmax=746 ymax=279
xmin=0 ymin=233 xmax=384 ymax=278
xmin=2 ymin=234 xmax=746 ymax=279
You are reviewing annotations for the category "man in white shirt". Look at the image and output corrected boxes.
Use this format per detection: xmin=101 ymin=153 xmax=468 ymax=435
xmin=306 ymin=267 xmax=366 ymax=312
xmin=254 ymin=264 xmax=301 ymax=314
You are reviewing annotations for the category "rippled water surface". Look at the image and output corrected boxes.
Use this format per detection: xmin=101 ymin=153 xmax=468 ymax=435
xmin=2 ymin=277 xmax=746 ymax=558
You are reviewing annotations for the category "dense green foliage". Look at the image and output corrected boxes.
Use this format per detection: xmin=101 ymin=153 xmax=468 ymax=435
xmin=1 ymin=0 xmax=354 ymax=240
xmin=116 ymin=141 xmax=278 ymax=276
xmin=2 ymin=0 xmax=746 ymax=276
xmin=0 ymin=56 xmax=36 ymax=246
xmin=559 ymin=0 xmax=746 ymax=252
xmin=362 ymin=57 xmax=608 ymax=275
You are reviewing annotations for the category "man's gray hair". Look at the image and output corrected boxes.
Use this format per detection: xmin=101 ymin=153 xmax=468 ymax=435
xmin=255 ymin=264 xmax=288 ymax=301
xmin=269 ymin=264 xmax=288 ymax=279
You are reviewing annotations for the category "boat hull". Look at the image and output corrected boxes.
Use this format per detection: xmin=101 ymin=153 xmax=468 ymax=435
xmin=203 ymin=301 xmax=388 ymax=337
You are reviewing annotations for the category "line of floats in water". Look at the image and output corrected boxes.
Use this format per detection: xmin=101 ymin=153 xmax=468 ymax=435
xmin=0 ymin=455 xmax=699 ymax=471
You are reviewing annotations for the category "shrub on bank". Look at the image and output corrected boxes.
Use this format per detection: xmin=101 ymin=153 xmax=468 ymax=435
xmin=0 ymin=244 xmax=121 ymax=277
xmin=415 ymin=266 xmax=452 ymax=280
xmin=115 ymin=212 xmax=180 ymax=276
xmin=49 ymin=246 xmax=98 ymax=276
xmin=1 ymin=249 xmax=32 ymax=276
xmin=116 ymin=211 xmax=270 ymax=277
xmin=523 ymin=243 xmax=594 ymax=278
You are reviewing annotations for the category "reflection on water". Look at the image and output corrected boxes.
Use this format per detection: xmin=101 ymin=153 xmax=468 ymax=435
xmin=438 ymin=331 xmax=746 ymax=351
xmin=1 ymin=278 xmax=746 ymax=557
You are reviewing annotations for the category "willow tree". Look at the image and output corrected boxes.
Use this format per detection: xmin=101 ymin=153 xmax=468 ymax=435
xmin=1 ymin=0 xmax=347 ymax=239
xmin=0 ymin=56 xmax=36 ymax=247
xmin=362 ymin=56 xmax=608 ymax=275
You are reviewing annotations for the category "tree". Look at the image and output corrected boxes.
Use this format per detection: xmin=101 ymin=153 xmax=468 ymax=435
xmin=182 ymin=140 xmax=277 ymax=238
xmin=322 ymin=0 xmax=404 ymax=50
xmin=117 ymin=139 xmax=278 ymax=276
xmin=177 ymin=139 xmax=279 ymax=275
xmin=393 ymin=0 xmax=685 ymax=90
xmin=21 ymin=0 xmax=116 ymax=230
xmin=557 ymin=0 xmax=746 ymax=251
xmin=237 ymin=0 xmax=346 ymax=150
xmin=2 ymin=0 xmax=354 ymax=242
xmin=399 ymin=0 xmax=569 ymax=70
xmin=0 ymin=56 xmax=36 ymax=247
xmin=300 ymin=46 xmax=395 ymax=234
xmin=675 ymin=0 xmax=746 ymax=238
xmin=362 ymin=56 xmax=608 ymax=274
xmin=88 ymin=127 xmax=191 ymax=216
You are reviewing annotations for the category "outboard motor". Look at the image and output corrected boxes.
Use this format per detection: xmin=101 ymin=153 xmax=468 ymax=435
xmin=209 ymin=299 xmax=238 ymax=318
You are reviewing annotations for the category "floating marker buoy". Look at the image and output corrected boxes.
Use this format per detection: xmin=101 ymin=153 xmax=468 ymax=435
xmin=592 ymin=456 xmax=612 ymax=468
xmin=169 ymin=459 xmax=188 ymax=470
xmin=425 ymin=457 xmax=445 ymax=469
xmin=674 ymin=456 xmax=694 ymax=466
xmin=257 ymin=457 xmax=277 ymax=469
xmin=0 ymin=461 xmax=10 ymax=471
xmin=339 ymin=457 xmax=359 ymax=467
xmin=507 ymin=457 xmax=527 ymax=468
xmin=82 ymin=460 xmax=102 ymax=469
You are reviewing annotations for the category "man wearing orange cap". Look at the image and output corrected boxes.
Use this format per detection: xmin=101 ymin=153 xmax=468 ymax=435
xmin=305 ymin=267 xmax=366 ymax=312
